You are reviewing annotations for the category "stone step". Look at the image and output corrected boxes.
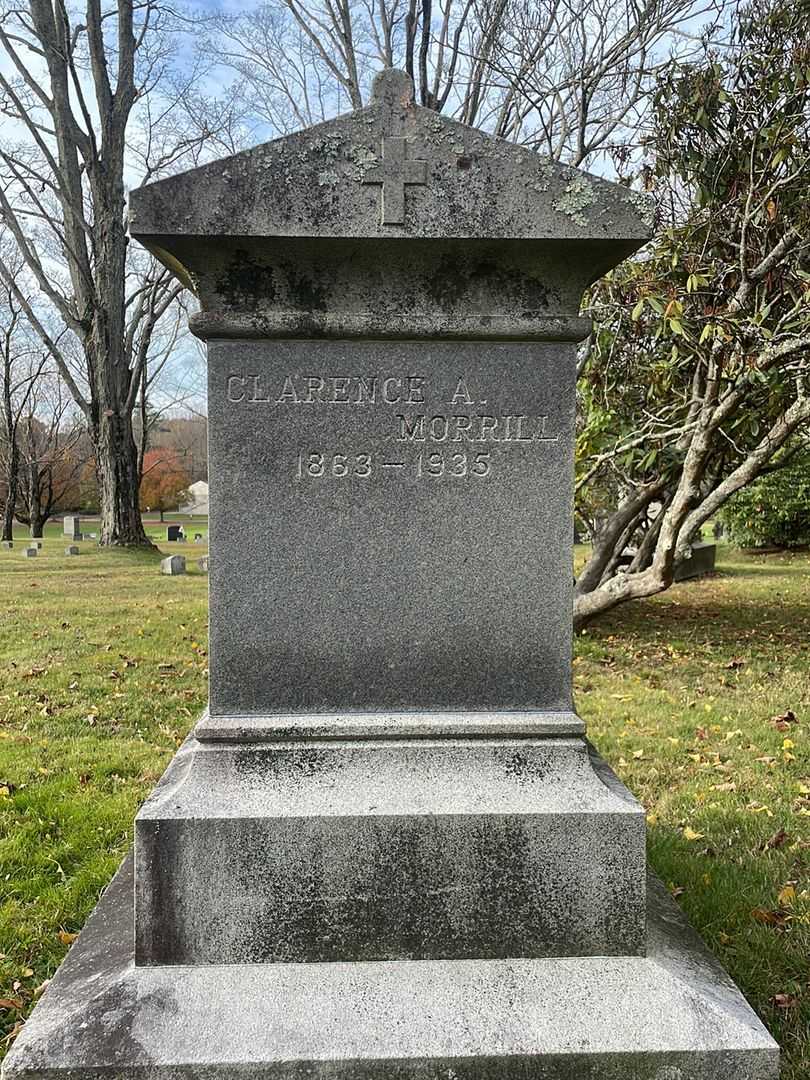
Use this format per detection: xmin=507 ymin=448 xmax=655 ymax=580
xmin=2 ymin=854 xmax=778 ymax=1080
xmin=134 ymin=736 xmax=646 ymax=965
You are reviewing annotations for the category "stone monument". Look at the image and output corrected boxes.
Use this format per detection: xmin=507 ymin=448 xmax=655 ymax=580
xmin=2 ymin=70 xmax=777 ymax=1080
xmin=63 ymin=516 xmax=81 ymax=540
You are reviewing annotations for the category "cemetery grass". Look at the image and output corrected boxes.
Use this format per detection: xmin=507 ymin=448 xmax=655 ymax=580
xmin=0 ymin=537 xmax=807 ymax=1076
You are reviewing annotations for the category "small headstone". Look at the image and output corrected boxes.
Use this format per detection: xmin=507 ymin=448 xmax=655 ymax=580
xmin=674 ymin=541 xmax=716 ymax=582
xmin=1 ymin=540 xmax=12 ymax=550
xmin=194 ymin=533 xmax=204 ymax=542
xmin=161 ymin=555 xmax=186 ymax=576
xmin=197 ymin=555 xmax=209 ymax=573
xmin=24 ymin=547 xmax=37 ymax=558
xmin=63 ymin=515 xmax=82 ymax=539
xmin=88 ymin=532 xmax=97 ymax=539
xmin=31 ymin=540 xmax=42 ymax=548
xmin=65 ymin=545 xmax=80 ymax=556
xmin=167 ymin=525 xmax=182 ymax=542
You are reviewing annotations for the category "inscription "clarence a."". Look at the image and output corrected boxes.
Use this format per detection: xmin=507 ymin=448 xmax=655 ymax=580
xmin=228 ymin=373 xmax=425 ymax=405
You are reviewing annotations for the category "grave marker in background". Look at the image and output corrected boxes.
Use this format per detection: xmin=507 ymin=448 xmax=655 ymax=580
xmin=2 ymin=69 xmax=777 ymax=1080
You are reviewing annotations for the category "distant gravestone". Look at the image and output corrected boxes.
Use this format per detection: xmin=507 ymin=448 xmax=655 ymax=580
xmin=194 ymin=533 xmax=204 ymax=543
xmin=674 ymin=540 xmax=717 ymax=581
xmin=197 ymin=555 xmax=209 ymax=573
xmin=161 ymin=555 xmax=186 ymax=576
xmin=65 ymin=545 xmax=80 ymax=556
xmin=24 ymin=547 xmax=37 ymax=558
xmin=5 ymin=67 xmax=776 ymax=1080
xmin=63 ymin=516 xmax=81 ymax=540
xmin=166 ymin=525 xmax=182 ymax=542
xmin=1 ymin=540 xmax=12 ymax=550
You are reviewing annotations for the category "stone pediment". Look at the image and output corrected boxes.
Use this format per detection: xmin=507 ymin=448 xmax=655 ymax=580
xmin=129 ymin=69 xmax=651 ymax=246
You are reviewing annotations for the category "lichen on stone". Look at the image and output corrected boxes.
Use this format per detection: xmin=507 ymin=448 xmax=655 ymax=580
xmin=622 ymin=187 xmax=656 ymax=230
xmin=552 ymin=175 xmax=597 ymax=226
xmin=531 ymin=160 xmax=557 ymax=194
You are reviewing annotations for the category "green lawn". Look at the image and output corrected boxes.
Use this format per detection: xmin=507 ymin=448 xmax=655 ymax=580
xmin=0 ymin=531 xmax=807 ymax=1075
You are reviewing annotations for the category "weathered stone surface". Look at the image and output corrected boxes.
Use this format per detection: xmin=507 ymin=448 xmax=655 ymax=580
xmin=130 ymin=71 xmax=651 ymax=249
xmin=23 ymin=547 xmax=37 ymax=558
xmin=1 ymin=540 xmax=12 ymax=549
xmin=674 ymin=541 xmax=717 ymax=582
xmin=63 ymin=515 xmax=81 ymax=539
xmin=207 ymin=339 xmax=577 ymax=721
xmin=2 ymin=853 xmax=778 ymax=1080
xmin=197 ymin=555 xmax=209 ymax=573
xmin=65 ymin=545 xmax=79 ymax=556
xmin=166 ymin=525 xmax=182 ymax=542
xmin=160 ymin=555 xmax=185 ymax=575
xmin=135 ymin=738 xmax=646 ymax=964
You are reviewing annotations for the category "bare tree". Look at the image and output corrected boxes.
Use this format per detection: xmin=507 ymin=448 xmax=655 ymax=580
xmin=15 ymin=375 xmax=86 ymax=537
xmin=0 ymin=0 xmax=239 ymax=545
xmin=212 ymin=0 xmax=723 ymax=168
xmin=0 ymin=256 xmax=48 ymax=541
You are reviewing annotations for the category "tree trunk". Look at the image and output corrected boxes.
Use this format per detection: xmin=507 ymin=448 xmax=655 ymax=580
xmin=1 ymin=466 xmax=16 ymax=541
xmin=1 ymin=429 xmax=18 ymax=540
xmin=94 ymin=407 xmax=153 ymax=547
xmin=26 ymin=456 xmax=43 ymax=537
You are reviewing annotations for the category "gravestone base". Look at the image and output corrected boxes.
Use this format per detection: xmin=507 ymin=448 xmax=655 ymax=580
xmin=3 ymin=852 xmax=778 ymax=1080
xmin=134 ymin=735 xmax=646 ymax=964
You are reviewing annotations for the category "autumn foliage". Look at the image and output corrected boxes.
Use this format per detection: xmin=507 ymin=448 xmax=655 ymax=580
xmin=139 ymin=449 xmax=190 ymax=516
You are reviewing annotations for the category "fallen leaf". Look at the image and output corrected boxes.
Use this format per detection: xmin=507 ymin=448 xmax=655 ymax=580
xmin=751 ymin=907 xmax=788 ymax=927
xmin=770 ymin=993 xmax=798 ymax=1010
xmin=777 ymin=885 xmax=796 ymax=907
xmin=58 ymin=930 xmax=79 ymax=946
xmin=725 ymin=657 xmax=745 ymax=669
xmin=683 ymin=826 xmax=704 ymax=841
xmin=771 ymin=710 xmax=797 ymax=730
xmin=761 ymin=829 xmax=789 ymax=850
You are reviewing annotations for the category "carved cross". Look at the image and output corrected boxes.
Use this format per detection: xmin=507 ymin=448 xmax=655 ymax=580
xmin=363 ymin=137 xmax=427 ymax=225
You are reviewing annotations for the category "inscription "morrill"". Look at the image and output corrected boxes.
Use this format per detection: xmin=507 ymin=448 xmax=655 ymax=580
xmin=397 ymin=414 xmax=557 ymax=442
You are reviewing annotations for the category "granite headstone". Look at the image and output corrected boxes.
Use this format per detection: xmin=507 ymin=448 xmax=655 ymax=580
xmin=674 ymin=540 xmax=717 ymax=581
xmin=63 ymin=516 xmax=81 ymax=540
xmin=2 ymin=69 xmax=777 ymax=1080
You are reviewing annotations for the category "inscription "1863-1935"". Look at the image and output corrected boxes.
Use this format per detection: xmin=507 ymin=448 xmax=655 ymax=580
xmin=227 ymin=371 xmax=558 ymax=480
